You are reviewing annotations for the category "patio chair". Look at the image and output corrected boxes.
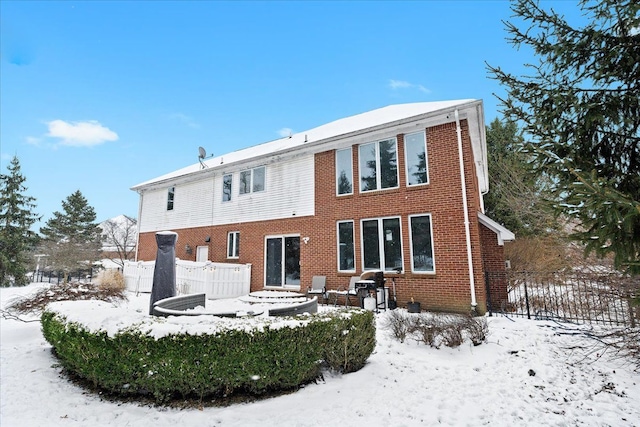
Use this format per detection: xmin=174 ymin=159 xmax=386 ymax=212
xmin=334 ymin=276 xmax=359 ymax=307
xmin=306 ymin=276 xmax=327 ymax=305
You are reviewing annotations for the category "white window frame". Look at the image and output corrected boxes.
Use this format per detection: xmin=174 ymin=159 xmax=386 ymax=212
xmin=359 ymin=216 xmax=403 ymax=272
xmin=404 ymin=131 xmax=429 ymax=186
xmin=336 ymin=220 xmax=356 ymax=272
xmin=335 ymin=147 xmax=353 ymax=196
xmin=222 ymin=174 xmax=233 ymax=202
xmin=227 ymin=231 xmax=240 ymax=259
xmin=408 ymin=213 xmax=436 ymax=274
xmin=167 ymin=186 xmax=175 ymax=211
xmin=239 ymin=166 xmax=266 ymax=195
xmin=264 ymin=234 xmax=300 ymax=289
xmin=358 ymin=137 xmax=399 ymax=193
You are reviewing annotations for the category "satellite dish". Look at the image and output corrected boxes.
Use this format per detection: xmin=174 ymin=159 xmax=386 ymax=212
xmin=198 ymin=146 xmax=210 ymax=169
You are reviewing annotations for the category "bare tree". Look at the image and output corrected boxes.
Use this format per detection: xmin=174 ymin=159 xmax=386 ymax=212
xmin=101 ymin=215 xmax=137 ymax=268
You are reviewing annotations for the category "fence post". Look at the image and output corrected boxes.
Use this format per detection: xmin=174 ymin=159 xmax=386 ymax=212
xmin=484 ymin=271 xmax=493 ymax=317
xmin=524 ymin=272 xmax=531 ymax=320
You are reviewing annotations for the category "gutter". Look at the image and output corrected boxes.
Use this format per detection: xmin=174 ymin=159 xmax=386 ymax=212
xmin=455 ymin=109 xmax=478 ymax=312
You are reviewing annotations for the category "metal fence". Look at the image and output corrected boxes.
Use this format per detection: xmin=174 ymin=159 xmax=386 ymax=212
xmin=30 ymin=268 xmax=96 ymax=285
xmin=485 ymin=271 xmax=639 ymax=327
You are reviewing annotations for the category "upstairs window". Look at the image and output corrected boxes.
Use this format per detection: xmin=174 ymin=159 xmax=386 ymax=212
xmin=239 ymin=166 xmax=266 ymax=195
xmin=227 ymin=231 xmax=240 ymax=258
xmin=359 ymin=138 xmax=398 ymax=192
xmin=405 ymin=131 xmax=428 ymax=186
xmin=167 ymin=186 xmax=175 ymax=211
xmin=336 ymin=148 xmax=353 ymax=195
xmin=222 ymin=174 xmax=232 ymax=202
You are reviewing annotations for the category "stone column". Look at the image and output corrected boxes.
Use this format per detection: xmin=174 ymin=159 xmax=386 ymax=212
xmin=149 ymin=231 xmax=178 ymax=315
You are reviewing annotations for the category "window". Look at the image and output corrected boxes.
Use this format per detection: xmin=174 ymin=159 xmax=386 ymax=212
xmin=337 ymin=221 xmax=355 ymax=271
xmin=227 ymin=231 xmax=240 ymax=258
xmin=239 ymin=166 xmax=266 ymax=195
xmin=405 ymin=131 xmax=428 ymax=186
xmin=222 ymin=174 xmax=232 ymax=202
xmin=167 ymin=187 xmax=175 ymax=211
xmin=359 ymin=138 xmax=398 ymax=192
xmin=361 ymin=217 xmax=402 ymax=271
xmin=335 ymin=148 xmax=353 ymax=195
xmin=409 ymin=214 xmax=435 ymax=273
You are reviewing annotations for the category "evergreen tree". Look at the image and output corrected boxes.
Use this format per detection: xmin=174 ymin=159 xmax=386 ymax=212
xmin=0 ymin=156 xmax=41 ymax=287
xmin=40 ymin=190 xmax=102 ymax=280
xmin=488 ymin=0 xmax=640 ymax=274
xmin=484 ymin=118 xmax=556 ymax=236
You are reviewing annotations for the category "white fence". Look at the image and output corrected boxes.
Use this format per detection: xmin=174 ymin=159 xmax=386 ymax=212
xmin=123 ymin=260 xmax=252 ymax=300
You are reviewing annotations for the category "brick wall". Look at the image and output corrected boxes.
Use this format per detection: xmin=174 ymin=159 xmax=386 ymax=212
xmin=137 ymin=118 xmax=503 ymax=314
xmin=479 ymin=223 xmax=509 ymax=311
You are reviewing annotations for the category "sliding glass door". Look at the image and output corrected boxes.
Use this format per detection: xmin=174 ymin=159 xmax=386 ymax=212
xmin=265 ymin=235 xmax=300 ymax=287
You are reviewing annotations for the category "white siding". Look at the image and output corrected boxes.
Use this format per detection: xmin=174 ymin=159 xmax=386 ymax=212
xmin=139 ymin=155 xmax=315 ymax=233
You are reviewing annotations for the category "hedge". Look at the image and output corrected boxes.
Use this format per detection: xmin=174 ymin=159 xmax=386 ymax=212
xmin=41 ymin=308 xmax=375 ymax=402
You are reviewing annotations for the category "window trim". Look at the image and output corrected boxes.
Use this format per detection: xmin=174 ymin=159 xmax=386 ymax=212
xmin=239 ymin=166 xmax=266 ymax=195
xmin=335 ymin=147 xmax=354 ymax=196
xmin=408 ymin=213 xmax=436 ymax=274
xmin=227 ymin=231 xmax=240 ymax=259
xmin=222 ymin=174 xmax=233 ymax=202
xmin=336 ymin=220 xmax=356 ymax=272
xmin=359 ymin=215 xmax=403 ymax=272
xmin=404 ymin=131 xmax=429 ymax=187
xmin=167 ymin=186 xmax=175 ymax=211
xmin=263 ymin=234 xmax=301 ymax=290
xmin=358 ymin=137 xmax=399 ymax=193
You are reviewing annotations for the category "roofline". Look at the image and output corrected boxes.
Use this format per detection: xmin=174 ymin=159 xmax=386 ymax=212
xmin=478 ymin=212 xmax=516 ymax=246
xmin=131 ymin=99 xmax=483 ymax=192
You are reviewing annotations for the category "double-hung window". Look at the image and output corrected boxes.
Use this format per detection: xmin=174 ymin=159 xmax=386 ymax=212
xmin=404 ymin=131 xmax=429 ymax=186
xmin=409 ymin=214 xmax=435 ymax=273
xmin=358 ymin=138 xmax=398 ymax=192
xmin=239 ymin=166 xmax=266 ymax=195
xmin=335 ymin=148 xmax=353 ymax=195
xmin=337 ymin=220 xmax=355 ymax=272
xmin=167 ymin=186 xmax=175 ymax=211
xmin=361 ymin=217 xmax=403 ymax=272
xmin=227 ymin=231 xmax=240 ymax=258
xmin=222 ymin=174 xmax=232 ymax=202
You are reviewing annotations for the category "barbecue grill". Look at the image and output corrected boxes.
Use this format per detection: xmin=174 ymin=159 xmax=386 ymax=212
xmin=355 ymin=270 xmax=386 ymax=310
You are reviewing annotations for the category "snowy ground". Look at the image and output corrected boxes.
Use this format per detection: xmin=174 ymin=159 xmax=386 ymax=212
xmin=1 ymin=284 xmax=638 ymax=427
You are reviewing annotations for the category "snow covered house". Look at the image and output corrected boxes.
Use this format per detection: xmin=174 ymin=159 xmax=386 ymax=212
xmin=131 ymin=99 xmax=514 ymax=314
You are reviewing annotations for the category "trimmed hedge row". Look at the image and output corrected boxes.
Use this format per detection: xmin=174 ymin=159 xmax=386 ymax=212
xmin=41 ymin=308 xmax=375 ymax=402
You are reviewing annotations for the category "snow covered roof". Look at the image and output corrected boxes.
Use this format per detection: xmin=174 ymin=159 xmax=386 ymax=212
xmin=132 ymin=99 xmax=480 ymax=190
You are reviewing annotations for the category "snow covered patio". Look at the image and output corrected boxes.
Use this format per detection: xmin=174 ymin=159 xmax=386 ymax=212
xmin=1 ymin=284 xmax=639 ymax=426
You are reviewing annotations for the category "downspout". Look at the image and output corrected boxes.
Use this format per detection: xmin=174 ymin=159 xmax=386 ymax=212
xmin=455 ymin=109 xmax=477 ymax=312
xmin=134 ymin=190 xmax=143 ymax=262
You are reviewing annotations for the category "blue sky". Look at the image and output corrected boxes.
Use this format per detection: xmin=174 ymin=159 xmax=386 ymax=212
xmin=0 ymin=1 xmax=583 ymax=231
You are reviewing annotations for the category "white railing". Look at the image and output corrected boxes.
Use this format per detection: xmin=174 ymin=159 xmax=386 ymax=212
xmin=123 ymin=260 xmax=252 ymax=300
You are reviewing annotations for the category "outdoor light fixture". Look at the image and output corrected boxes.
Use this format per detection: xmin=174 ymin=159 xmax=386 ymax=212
xmin=205 ymin=236 xmax=211 ymax=243
xmin=185 ymin=244 xmax=193 ymax=255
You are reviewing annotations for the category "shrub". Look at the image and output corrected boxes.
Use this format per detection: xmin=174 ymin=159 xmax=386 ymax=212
xmin=41 ymin=306 xmax=375 ymax=403
xmin=95 ymin=269 xmax=126 ymax=293
xmin=383 ymin=309 xmax=412 ymax=342
xmin=463 ymin=315 xmax=489 ymax=346
xmin=384 ymin=311 xmax=488 ymax=348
